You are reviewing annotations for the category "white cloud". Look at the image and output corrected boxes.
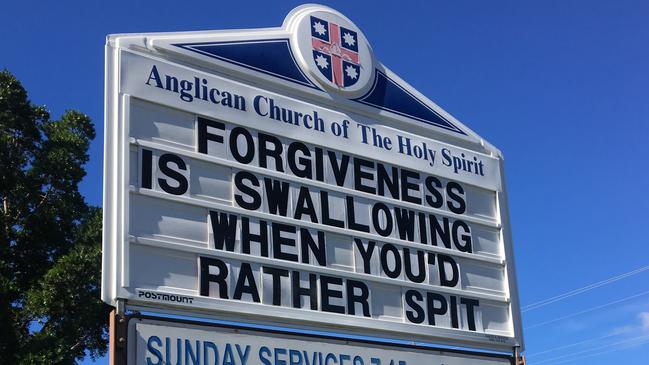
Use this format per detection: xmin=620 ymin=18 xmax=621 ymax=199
xmin=609 ymin=311 xmax=649 ymax=336
xmin=610 ymin=324 xmax=635 ymax=336
xmin=639 ymin=312 xmax=649 ymax=332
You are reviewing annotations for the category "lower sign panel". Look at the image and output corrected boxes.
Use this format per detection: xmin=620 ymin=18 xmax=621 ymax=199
xmin=129 ymin=316 xmax=513 ymax=365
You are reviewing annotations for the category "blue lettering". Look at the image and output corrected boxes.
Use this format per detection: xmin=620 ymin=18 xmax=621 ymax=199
xmin=275 ymin=348 xmax=287 ymax=365
xmin=259 ymin=346 xmax=272 ymax=365
xmin=325 ymin=353 xmax=338 ymax=365
xmin=236 ymin=344 xmax=251 ymax=365
xmin=397 ymin=136 xmax=412 ymax=156
xmin=144 ymin=67 xmax=246 ymax=111
xmin=204 ymin=341 xmax=219 ymax=365
xmin=254 ymin=95 xmax=268 ymax=116
xmin=413 ymin=145 xmax=423 ymax=159
xmin=428 ymin=148 xmax=436 ymax=166
xmin=209 ymin=88 xmax=221 ymax=104
xmin=145 ymin=65 xmax=163 ymax=88
xmin=223 ymin=344 xmax=235 ymax=365
xmin=146 ymin=336 xmax=163 ymax=365
xmin=165 ymin=75 xmax=179 ymax=92
xmin=180 ymin=79 xmax=193 ymax=102
xmin=441 ymin=148 xmax=452 ymax=168
xmin=340 ymin=354 xmax=350 ymax=365
xmin=166 ymin=338 xmax=182 ymax=365
xmin=303 ymin=351 xmax=318 ymax=365
xmin=289 ymin=349 xmax=303 ymax=365
xmin=304 ymin=114 xmax=313 ymax=129
xmin=357 ymin=124 xmax=371 ymax=144
xmin=185 ymin=339 xmax=200 ymax=365
xmin=453 ymin=155 xmax=462 ymax=173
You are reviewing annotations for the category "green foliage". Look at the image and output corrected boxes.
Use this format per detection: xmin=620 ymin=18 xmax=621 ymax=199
xmin=0 ymin=69 xmax=111 ymax=364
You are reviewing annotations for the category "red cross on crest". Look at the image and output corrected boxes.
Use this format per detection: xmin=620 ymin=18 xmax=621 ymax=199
xmin=310 ymin=16 xmax=361 ymax=88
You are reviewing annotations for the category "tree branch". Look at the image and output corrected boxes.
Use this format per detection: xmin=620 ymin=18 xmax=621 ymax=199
xmin=69 ymin=340 xmax=84 ymax=352
xmin=2 ymin=196 xmax=9 ymax=235
xmin=37 ymin=187 xmax=52 ymax=209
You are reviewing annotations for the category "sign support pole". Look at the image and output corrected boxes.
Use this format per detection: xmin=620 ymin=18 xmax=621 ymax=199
xmin=109 ymin=307 xmax=127 ymax=365
xmin=514 ymin=346 xmax=525 ymax=365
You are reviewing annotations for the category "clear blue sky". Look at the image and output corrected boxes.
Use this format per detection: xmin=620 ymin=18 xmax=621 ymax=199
xmin=2 ymin=1 xmax=648 ymax=364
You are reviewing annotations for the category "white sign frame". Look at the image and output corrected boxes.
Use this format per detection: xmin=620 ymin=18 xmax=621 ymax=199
xmin=102 ymin=4 xmax=524 ymax=353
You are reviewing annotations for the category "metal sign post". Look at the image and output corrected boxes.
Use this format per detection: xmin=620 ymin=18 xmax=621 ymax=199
xmin=109 ymin=309 xmax=127 ymax=365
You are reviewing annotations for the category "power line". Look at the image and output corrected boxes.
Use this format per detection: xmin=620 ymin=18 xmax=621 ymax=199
xmin=525 ymin=332 xmax=620 ymax=358
xmin=535 ymin=335 xmax=649 ymax=365
xmin=531 ymin=334 xmax=649 ymax=365
xmin=524 ymin=289 xmax=649 ymax=330
xmin=522 ymin=264 xmax=649 ymax=312
xmin=545 ymin=338 xmax=649 ymax=365
xmin=548 ymin=340 xmax=649 ymax=365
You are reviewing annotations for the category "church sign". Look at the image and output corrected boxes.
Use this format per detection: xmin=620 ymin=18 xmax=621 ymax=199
xmin=102 ymin=4 xmax=524 ymax=353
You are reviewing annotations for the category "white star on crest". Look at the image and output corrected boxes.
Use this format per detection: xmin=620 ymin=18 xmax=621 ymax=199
xmin=343 ymin=32 xmax=356 ymax=47
xmin=313 ymin=22 xmax=327 ymax=36
xmin=315 ymin=54 xmax=329 ymax=69
xmin=345 ymin=65 xmax=358 ymax=79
